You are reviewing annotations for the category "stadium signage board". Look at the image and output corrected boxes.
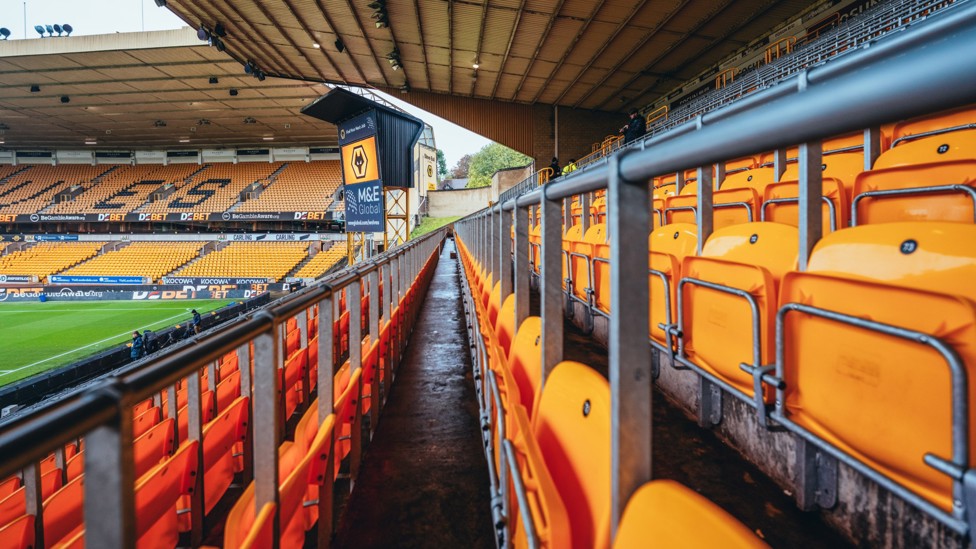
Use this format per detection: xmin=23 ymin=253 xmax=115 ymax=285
xmin=6 ymin=212 xmax=332 ymax=223
xmin=339 ymin=110 xmax=385 ymax=232
xmin=49 ymin=275 xmax=148 ymax=285
xmin=0 ymin=275 xmax=36 ymax=284
xmin=161 ymin=276 xmax=274 ymax=285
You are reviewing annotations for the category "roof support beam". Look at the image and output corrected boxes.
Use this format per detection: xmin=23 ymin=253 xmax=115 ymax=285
xmin=529 ymin=0 xmax=608 ymax=104
xmin=490 ymin=0 xmax=528 ymax=100
xmin=569 ymin=0 xmax=693 ymax=109
xmin=512 ymin=0 xmax=569 ymax=101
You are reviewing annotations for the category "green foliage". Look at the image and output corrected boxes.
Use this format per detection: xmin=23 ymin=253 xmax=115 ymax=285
xmin=450 ymin=154 xmax=472 ymax=179
xmin=0 ymin=299 xmax=234 ymax=385
xmin=411 ymin=216 xmax=460 ymax=239
xmin=436 ymin=149 xmax=449 ymax=181
xmin=465 ymin=143 xmax=532 ymax=188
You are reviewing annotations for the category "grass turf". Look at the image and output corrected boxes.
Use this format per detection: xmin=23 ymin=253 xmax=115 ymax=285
xmin=411 ymin=216 xmax=460 ymax=239
xmin=0 ymin=299 xmax=235 ymax=386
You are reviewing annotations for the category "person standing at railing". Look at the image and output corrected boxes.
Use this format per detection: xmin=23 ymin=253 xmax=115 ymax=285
xmin=130 ymin=330 xmax=144 ymax=361
xmin=562 ymin=158 xmax=578 ymax=176
xmin=548 ymin=157 xmax=561 ymax=180
xmin=620 ymin=108 xmax=646 ymax=144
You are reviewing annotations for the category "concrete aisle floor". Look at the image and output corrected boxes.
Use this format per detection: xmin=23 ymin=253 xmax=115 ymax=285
xmin=333 ymin=238 xmax=495 ymax=549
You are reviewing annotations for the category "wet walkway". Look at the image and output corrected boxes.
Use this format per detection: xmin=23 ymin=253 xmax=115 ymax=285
xmin=334 ymin=238 xmax=495 ymax=549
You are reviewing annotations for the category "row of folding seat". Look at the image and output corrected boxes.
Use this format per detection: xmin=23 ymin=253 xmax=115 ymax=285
xmin=0 ymin=242 xmax=105 ymax=282
xmin=563 ymin=106 xmax=975 ymax=234
xmin=455 ymin=236 xmax=766 ymax=548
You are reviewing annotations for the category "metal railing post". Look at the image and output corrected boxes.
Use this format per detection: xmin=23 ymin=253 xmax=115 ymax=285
xmin=608 ymin=151 xmax=652 ymax=539
xmin=540 ymin=184 xmax=564 ymax=388
xmin=798 ymin=141 xmax=824 ymax=270
xmin=252 ymin=324 xmax=281 ymax=548
xmin=85 ymin=383 xmax=135 ymax=548
xmin=499 ymin=205 xmax=513 ymax=302
xmin=696 ymin=165 xmax=714 ymax=255
xmin=316 ymin=290 xmax=335 ymax=548
xmin=515 ymin=204 xmax=531 ymax=330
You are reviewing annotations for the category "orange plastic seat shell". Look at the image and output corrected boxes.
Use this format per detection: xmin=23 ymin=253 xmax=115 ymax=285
xmin=680 ymin=222 xmax=798 ymax=400
xmin=533 ymin=361 xmax=611 ymax=549
xmin=780 ymin=222 xmax=976 ymax=512
xmin=852 ymin=159 xmax=976 ymax=225
xmin=649 ymin=223 xmax=698 ymax=345
xmin=614 ymin=480 xmax=767 ymax=549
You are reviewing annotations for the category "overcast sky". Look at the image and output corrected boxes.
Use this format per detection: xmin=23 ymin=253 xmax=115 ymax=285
xmin=2 ymin=0 xmax=492 ymax=169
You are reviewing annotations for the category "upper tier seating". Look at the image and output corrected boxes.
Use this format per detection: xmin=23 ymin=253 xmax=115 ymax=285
xmin=0 ymin=165 xmax=110 ymax=215
xmin=48 ymin=164 xmax=200 ymax=215
xmin=142 ymin=162 xmax=283 ymax=215
xmin=236 ymin=161 xmax=342 ymax=212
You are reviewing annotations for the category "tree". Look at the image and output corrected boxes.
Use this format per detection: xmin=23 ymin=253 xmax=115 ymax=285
xmin=466 ymin=143 xmax=533 ymax=188
xmin=450 ymin=154 xmax=473 ymax=179
xmin=436 ymin=149 xmax=449 ymax=182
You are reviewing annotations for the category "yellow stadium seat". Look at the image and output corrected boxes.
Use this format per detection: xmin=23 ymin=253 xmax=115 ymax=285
xmin=762 ymin=152 xmax=864 ymax=232
xmin=778 ymin=222 xmax=976 ymax=513
xmin=533 ymin=361 xmax=611 ymax=549
xmin=649 ymin=223 xmax=698 ymax=347
xmin=679 ymin=222 xmax=798 ymax=401
xmin=614 ymin=480 xmax=767 ymax=548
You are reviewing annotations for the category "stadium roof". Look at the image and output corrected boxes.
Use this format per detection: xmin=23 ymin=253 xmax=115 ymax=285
xmin=0 ymin=29 xmax=338 ymax=150
xmin=163 ymin=0 xmax=816 ymax=112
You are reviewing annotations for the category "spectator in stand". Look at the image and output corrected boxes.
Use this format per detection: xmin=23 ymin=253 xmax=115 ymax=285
xmin=562 ymin=158 xmax=578 ymax=176
xmin=130 ymin=331 xmax=144 ymax=361
xmin=548 ymin=157 xmax=561 ymax=181
xmin=191 ymin=309 xmax=202 ymax=334
xmin=620 ymin=108 xmax=646 ymax=144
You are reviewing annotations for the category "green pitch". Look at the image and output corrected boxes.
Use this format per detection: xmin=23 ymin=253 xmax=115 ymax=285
xmin=0 ymin=299 xmax=235 ymax=387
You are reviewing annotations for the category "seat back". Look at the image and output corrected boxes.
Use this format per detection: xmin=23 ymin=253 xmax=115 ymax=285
xmin=508 ymin=317 xmax=543 ymax=420
xmin=0 ymin=514 xmax=33 ymax=549
xmin=780 ymin=223 xmax=976 ymax=512
xmin=852 ymin=159 xmax=976 ymax=225
xmin=42 ymin=475 xmax=83 ymax=546
xmin=202 ymin=396 xmax=249 ymax=514
xmin=134 ymin=439 xmax=199 ymax=549
xmin=0 ymin=468 xmax=62 ymax=527
xmin=648 ymin=224 xmax=697 ymax=345
xmin=875 ymin=128 xmax=976 ymax=169
xmin=133 ymin=416 xmax=176 ymax=480
xmin=494 ymin=294 xmax=517 ymax=359
xmin=680 ymin=223 xmax=798 ymax=398
xmin=509 ymin=404 xmax=571 ymax=549
xmin=533 ymin=361 xmax=611 ymax=549
xmin=613 ymin=480 xmax=766 ymax=548
xmin=891 ymin=105 xmax=976 ymax=145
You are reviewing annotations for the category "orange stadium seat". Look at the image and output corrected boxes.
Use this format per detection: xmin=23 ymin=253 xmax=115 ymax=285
xmin=779 ymin=222 xmax=976 ymax=514
xmin=679 ymin=222 xmax=798 ymax=401
xmin=762 ymin=152 xmax=864 ymax=232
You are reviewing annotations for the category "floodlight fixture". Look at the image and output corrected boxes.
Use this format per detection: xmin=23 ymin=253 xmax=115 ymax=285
xmin=209 ymin=76 xmax=219 ymax=84
xmin=197 ymin=27 xmax=210 ymax=41
xmin=335 ymin=38 xmax=345 ymax=53
xmin=60 ymin=96 xmax=70 ymax=104
xmin=0 ymin=28 xmax=10 ymax=40
xmin=367 ymin=1 xmax=385 ymax=9
xmin=34 ymin=25 xmax=45 ymax=37
xmin=255 ymin=70 xmax=266 ymax=81
xmin=243 ymin=61 xmax=254 ymax=75
xmin=213 ymin=38 xmax=226 ymax=52
xmin=30 ymin=84 xmax=40 ymax=93
xmin=154 ymin=120 xmax=167 ymax=127
xmin=229 ymin=89 xmax=239 ymax=96
xmin=214 ymin=23 xmax=227 ymax=37
xmin=244 ymin=117 xmax=257 ymax=124
xmin=374 ymin=16 xmax=389 ymax=29
xmin=45 ymin=25 xmax=54 ymax=36
xmin=62 ymin=24 xmax=72 ymax=36
xmin=154 ymin=0 xmax=167 ymax=6
xmin=53 ymin=24 xmax=62 ymax=36
xmin=312 ymin=43 xmax=320 ymax=49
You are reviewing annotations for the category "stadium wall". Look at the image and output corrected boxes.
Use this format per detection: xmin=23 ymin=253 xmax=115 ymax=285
xmin=428 ymin=187 xmax=491 ymax=217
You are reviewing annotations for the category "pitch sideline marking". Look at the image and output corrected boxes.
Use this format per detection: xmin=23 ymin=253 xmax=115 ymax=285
xmin=0 ymin=312 xmax=191 ymax=379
